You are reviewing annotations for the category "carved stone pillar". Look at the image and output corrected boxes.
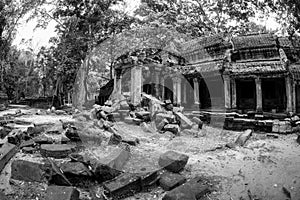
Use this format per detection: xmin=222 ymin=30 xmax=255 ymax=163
xmin=130 ymin=65 xmax=142 ymax=106
xmin=224 ymin=75 xmax=231 ymax=109
xmin=172 ymin=77 xmax=177 ymax=104
xmin=183 ymin=82 xmax=187 ymax=104
xmin=177 ymin=78 xmax=182 ymax=105
xmin=231 ymin=78 xmax=237 ymax=109
xmin=154 ymin=70 xmax=160 ymax=98
xmin=292 ymin=81 xmax=296 ymax=113
xmin=286 ymin=76 xmax=293 ymax=113
xmin=255 ymin=77 xmax=262 ymax=112
xmin=161 ymin=77 xmax=165 ymax=100
xmin=193 ymin=78 xmax=200 ymax=105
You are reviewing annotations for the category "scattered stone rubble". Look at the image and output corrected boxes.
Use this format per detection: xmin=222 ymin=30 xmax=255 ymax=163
xmin=1 ymin=99 xmax=300 ymax=199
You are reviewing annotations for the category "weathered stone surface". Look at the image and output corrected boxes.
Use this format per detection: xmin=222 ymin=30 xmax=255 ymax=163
xmin=107 ymin=132 xmax=122 ymax=145
xmin=20 ymin=139 xmax=35 ymax=148
xmin=175 ymin=112 xmax=193 ymax=128
xmin=108 ymin=127 xmax=140 ymax=146
xmin=159 ymin=172 xmax=186 ymax=191
xmin=45 ymin=186 xmax=79 ymax=200
xmin=22 ymin=147 xmax=35 ymax=153
xmin=60 ymin=162 xmax=92 ymax=185
xmin=103 ymin=173 xmax=141 ymax=199
xmin=11 ymin=159 xmax=51 ymax=182
xmin=158 ymin=151 xmax=189 ymax=173
xmin=163 ymin=124 xmax=180 ymax=135
xmin=140 ymin=170 xmax=160 ymax=191
xmin=135 ymin=111 xmax=151 ymax=122
xmin=65 ymin=127 xmax=81 ymax=142
xmin=235 ymin=129 xmax=253 ymax=146
xmin=162 ymin=177 xmax=211 ymax=200
xmin=33 ymin=135 xmax=54 ymax=144
xmin=93 ymin=147 xmax=131 ymax=182
xmin=0 ymin=127 xmax=12 ymax=139
xmin=0 ymin=191 xmax=8 ymax=200
xmin=27 ymin=126 xmax=45 ymax=137
xmin=48 ymin=158 xmax=72 ymax=186
xmin=40 ymin=144 xmax=76 ymax=159
xmin=7 ymin=129 xmax=24 ymax=145
xmin=0 ymin=142 xmax=17 ymax=172
xmin=61 ymin=136 xmax=71 ymax=144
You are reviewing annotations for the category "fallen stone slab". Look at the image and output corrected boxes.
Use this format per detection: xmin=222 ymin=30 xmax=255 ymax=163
xmin=45 ymin=186 xmax=79 ymax=200
xmin=0 ymin=127 xmax=12 ymax=139
xmin=163 ymin=124 xmax=180 ymax=135
xmin=26 ymin=126 xmax=45 ymax=137
xmin=140 ymin=170 xmax=160 ymax=191
xmin=103 ymin=173 xmax=141 ymax=199
xmin=33 ymin=135 xmax=54 ymax=144
xmin=20 ymin=139 xmax=35 ymax=148
xmin=11 ymin=159 xmax=51 ymax=183
xmin=0 ymin=142 xmax=18 ymax=172
xmin=60 ymin=161 xmax=93 ymax=186
xmin=175 ymin=112 xmax=193 ymax=128
xmin=108 ymin=126 xmax=140 ymax=146
xmin=162 ymin=176 xmax=211 ymax=200
xmin=7 ymin=129 xmax=25 ymax=145
xmin=93 ymin=146 xmax=131 ymax=182
xmin=235 ymin=129 xmax=253 ymax=146
xmin=40 ymin=144 xmax=76 ymax=159
xmin=22 ymin=147 xmax=35 ymax=153
xmin=158 ymin=151 xmax=189 ymax=173
xmin=65 ymin=127 xmax=81 ymax=142
xmin=48 ymin=158 xmax=72 ymax=186
xmin=159 ymin=172 xmax=186 ymax=191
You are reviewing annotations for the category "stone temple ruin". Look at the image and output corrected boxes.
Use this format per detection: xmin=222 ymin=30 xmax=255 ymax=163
xmin=0 ymin=32 xmax=300 ymax=200
xmin=100 ymin=33 xmax=300 ymax=133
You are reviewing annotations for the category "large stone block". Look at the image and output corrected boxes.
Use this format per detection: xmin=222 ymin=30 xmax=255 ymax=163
xmin=159 ymin=172 xmax=186 ymax=191
xmin=11 ymin=159 xmax=51 ymax=183
xmin=0 ymin=142 xmax=17 ymax=173
xmin=93 ymin=146 xmax=131 ymax=182
xmin=103 ymin=173 xmax=141 ymax=199
xmin=40 ymin=144 xmax=76 ymax=159
xmin=60 ymin=161 xmax=92 ymax=185
xmin=162 ymin=176 xmax=210 ymax=200
xmin=158 ymin=151 xmax=189 ymax=173
xmin=45 ymin=186 xmax=79 ymax=200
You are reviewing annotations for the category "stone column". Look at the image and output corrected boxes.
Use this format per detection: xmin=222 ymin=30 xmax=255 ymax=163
xmin=255 ymin=77 xmax=262 ymax=112
xmin=116 ymin=74 xmax=122 ymax=96
xmin=130 ymin=65 xmax=142 ymax=106
xmin=173 ymin=77 xmax=177 ymax=104
xmin=161 ymin=77 xmax=165 ymax=100
xmin=292 ymin=81 xmax=296 ymax=113
xmin=231 ymin=79 xmax=237 ymax=109
xmin=286 ymin=76 xmax=293 ymax=113
xmin=224 ymin=75 xmax=231 ymax=109
xmin=154 ymin=70 xmax=160 ymax=98
xmin=183 ymin=82 xmax=187 ymax=104
xmin=177 ymin=78 xmax=182 ymax=105
xmin=193 ymin=78 xmax=200 ymax=105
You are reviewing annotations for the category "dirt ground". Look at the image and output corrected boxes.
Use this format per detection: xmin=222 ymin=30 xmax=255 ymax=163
xmin=1 ymin=106 xmax=300 ymax=200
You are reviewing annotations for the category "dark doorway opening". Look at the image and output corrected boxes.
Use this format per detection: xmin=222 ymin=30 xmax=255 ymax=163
xmin=199 ymin=78 xmax=212 ymax=109
xmin=236 ymin=79 xmax=256 ymax=110
xmin=164 ymin=77 xmax=174 ymax=102
xmin=296 ymin=84 xmax=300 ymax=113
xmin=262 ymin=78 xmax=286 ymax=112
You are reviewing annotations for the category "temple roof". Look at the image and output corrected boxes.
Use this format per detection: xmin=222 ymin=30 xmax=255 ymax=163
xmin=231 ymin=33 xmax=277 ymax=50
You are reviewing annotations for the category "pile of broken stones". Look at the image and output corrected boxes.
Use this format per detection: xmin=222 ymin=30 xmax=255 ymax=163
xmin=0 ymin=101 xmax=212 ymax=200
